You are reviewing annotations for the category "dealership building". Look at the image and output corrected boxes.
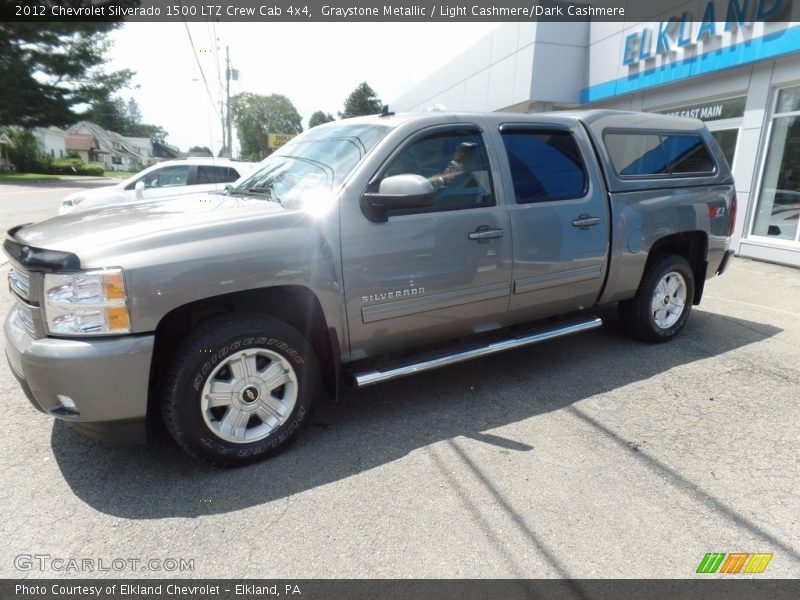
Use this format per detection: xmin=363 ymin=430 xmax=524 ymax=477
xmin=392 ymin=2 xmax=800 ymax=266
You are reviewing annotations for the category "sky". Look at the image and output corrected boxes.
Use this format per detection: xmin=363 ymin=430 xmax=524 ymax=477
xmin=106 ymin=22 xmax=500 ymax=154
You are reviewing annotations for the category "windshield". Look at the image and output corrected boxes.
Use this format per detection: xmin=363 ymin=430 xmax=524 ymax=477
xmin=233 ymin=123 xmax=389 ymax=201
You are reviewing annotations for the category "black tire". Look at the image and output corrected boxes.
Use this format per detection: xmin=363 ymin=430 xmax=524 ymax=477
xmin=619 ymin=254 xmax=695 ymax=343
xmin=160 ymin=313 xmax=320 ymax=467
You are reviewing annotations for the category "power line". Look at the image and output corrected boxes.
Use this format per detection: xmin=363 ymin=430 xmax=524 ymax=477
xmin=182 ymin=20 xmax=222 ymax=123
xmin=207 ymin=20 xmax=226 ymax=151
xmin=210 ymin=20 xmax=224 ymax=100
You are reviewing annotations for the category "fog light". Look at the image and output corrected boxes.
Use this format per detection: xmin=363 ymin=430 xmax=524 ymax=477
xmin=57 ymin=395 xmax=77 ymax=412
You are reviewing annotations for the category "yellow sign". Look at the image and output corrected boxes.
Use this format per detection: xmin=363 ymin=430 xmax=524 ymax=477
xmin=268 ymin=133 xmax=295 ymax=149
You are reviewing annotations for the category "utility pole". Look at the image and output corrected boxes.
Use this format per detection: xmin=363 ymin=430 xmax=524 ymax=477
xmin=219 ymin=99 xmax=225 ymax=155
xmin=225 ymin=45 xmax=233 ymax=158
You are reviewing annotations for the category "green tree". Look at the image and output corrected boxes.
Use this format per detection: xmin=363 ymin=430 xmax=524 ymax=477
xmin=0 ymin=20 xmax=135 ymax=128
xmin=83 ymin=96 xmax=131 ymax=133
xmin=83 ymin=96 xmax=168 ymax=144
xmin=189 ymin=146 xmax=213 ymax=157
xmin=1 ymin=128 xmax=46 ymax=172
xmin=339 ymin=82 xmax=382 ymax=119
xmin=231 ymin=93 xmax=303 ymax=160
xmin=126 ymin=123 xmax=168 ymax=144
xmin=309 ymin=111 xmax=335 ymax=128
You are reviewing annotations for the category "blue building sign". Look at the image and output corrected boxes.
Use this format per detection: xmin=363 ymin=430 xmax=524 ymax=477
xmin=622 ymin=0 xmax=787 ymax=65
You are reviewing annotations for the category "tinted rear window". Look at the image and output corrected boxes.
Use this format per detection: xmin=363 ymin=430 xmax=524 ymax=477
xmin=196 ymin=166 xmax=239 ymax=184
xmin=662 ymin=135 xmax=715 ymax=173
xmin=501 ymin=130 xmax=587 ymax=203
xmin=605 ymin=132 xmax=715 ymax=177
xmin=605 ymin=133 xmax=667 ymax=176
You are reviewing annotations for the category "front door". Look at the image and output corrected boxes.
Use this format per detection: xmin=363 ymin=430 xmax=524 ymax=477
xmin=129 ymin=164 xmax=192 ymax=202
xmin=341 ymin=123 xmax=513 ymax=358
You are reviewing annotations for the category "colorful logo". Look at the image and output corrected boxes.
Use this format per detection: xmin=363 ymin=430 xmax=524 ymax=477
xmin=696 ymin=552 xmax=773 ymax=574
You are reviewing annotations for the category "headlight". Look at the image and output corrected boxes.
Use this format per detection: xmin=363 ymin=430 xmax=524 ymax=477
xmin=43 ymin=269 xmax=131 ymax=336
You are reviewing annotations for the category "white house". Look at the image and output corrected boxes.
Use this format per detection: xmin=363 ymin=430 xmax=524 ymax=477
xmin=33 ymin=127 xmax=68 ymax=160
xmin=67 ymin=122 xmax=152 ymax=171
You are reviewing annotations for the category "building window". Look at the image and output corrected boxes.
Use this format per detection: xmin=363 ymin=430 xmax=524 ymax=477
xmin=711 ymin=129 xmax=738 ymax=167
xmin=751 ymin=86 xmax=800 ymax=243
xmin=656 ymin=96 xmax=745 ymax=171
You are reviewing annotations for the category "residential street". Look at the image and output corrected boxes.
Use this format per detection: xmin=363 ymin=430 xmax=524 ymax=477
xmin=0 ymin=179 xmax=109 ymax=234
xmin=0 ymin=182 xmax=798 ymax=579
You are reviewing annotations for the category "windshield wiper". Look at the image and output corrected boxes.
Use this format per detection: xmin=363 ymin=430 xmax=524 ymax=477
xmin=246 ymin=186 xmax=284 ymax=204
xmin=229 ymin=186 xmax=274 ymax=199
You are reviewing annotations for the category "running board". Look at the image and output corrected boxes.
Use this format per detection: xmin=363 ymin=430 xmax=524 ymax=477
xmin=353 ymin=316 xmax=602 ymax=388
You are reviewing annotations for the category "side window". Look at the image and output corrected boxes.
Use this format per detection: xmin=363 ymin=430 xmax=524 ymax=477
xmin=501 ymin=130 xmax=587 ymax=203
xmin=196 ymin=165 xmax=240 ymax=184
xmin=143 ymin=165 xmax=189 ymax=188
xmin=662 ymin=135 xmax=715 ymax=174
xmin=379 ymin=129 xmax=494 ymax=212
xmin=605 ymin=133 xmax=667 ymax=176
xmin=605 ymin=132 xmax=716 ymax=177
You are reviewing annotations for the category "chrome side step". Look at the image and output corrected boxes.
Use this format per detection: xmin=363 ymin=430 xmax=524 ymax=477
xmin=353 ymin=316 xmax=602 ymax=388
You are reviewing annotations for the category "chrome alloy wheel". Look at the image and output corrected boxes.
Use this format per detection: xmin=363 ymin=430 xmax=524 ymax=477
xmin=200 ymin=348 xmax=298 ymax=444
xmin=651 ymin=271 xmax=687 ymax=330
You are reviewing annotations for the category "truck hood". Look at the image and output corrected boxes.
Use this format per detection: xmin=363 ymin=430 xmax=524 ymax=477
xmin=11 ymin=191 xmax=288 ymax=258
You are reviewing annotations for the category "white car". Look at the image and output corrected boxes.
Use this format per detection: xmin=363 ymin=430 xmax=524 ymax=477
xmin=59 ymin=158 xmax=256 ymax=215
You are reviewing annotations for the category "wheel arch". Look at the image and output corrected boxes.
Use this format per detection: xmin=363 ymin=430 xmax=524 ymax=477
xmin=147 ymin=285 xmax=340 ymax=420
xmin=646 ymin=231 xmax=708 ymax=305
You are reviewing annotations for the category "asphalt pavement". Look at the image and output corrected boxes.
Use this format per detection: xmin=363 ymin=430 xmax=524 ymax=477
xmin=0 ymin=181 xmax=798 ymax=579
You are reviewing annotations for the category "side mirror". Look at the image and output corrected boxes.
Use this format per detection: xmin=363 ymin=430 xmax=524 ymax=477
xmin=134 ymin=181 xmax=145 ymax=197
xmin=361 ymin=174 xmax=435 ymax=222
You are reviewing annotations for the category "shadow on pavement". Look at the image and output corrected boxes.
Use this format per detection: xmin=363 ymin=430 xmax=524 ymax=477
xmin=52 ymin=308 xmax=781 ymax=521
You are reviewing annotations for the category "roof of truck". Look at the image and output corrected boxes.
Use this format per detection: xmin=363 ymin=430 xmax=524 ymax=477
xmin=330 ymin=109 xmax=706 ymax=133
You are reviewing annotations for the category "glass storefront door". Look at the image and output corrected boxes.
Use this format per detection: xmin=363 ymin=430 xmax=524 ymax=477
xmin=752 ymin=86 xmax=800 ymax=244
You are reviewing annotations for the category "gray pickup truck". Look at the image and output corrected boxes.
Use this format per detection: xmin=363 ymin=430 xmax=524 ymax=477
xmin=4 ymin=110 xmax=736 ymax=466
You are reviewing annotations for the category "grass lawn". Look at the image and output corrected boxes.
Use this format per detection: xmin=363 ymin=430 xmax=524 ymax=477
xmin=0 ymin=172 xmax=61 ymax=183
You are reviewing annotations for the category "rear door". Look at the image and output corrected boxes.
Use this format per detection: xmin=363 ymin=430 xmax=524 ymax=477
xmin=340 ymin=122 xmax=513 ymax=357
xmin=492 ymin=121 xmax=610 ymax=322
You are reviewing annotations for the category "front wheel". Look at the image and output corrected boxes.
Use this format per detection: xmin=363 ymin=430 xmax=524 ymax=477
xmin=160 ymin=313 xmax=320 ymax=467
xmin=619 ymin=254 xmax=695 ymax=343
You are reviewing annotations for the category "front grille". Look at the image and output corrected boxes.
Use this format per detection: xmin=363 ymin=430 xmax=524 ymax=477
xmin=7 ymin=266 xmax=43 ymax=338
xmin=9 ymin=266 xmax=30 ymax=299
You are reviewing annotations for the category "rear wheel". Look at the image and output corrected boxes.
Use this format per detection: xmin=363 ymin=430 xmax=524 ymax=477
xmin=160 ymin=313 xmax=319 ymax=466
xmin=619 ymin=254 xmax=695 ymax=343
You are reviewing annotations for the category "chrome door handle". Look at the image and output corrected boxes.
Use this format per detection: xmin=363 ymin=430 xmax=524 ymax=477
xmin=468 ymin=228 xmax=504 ymax=240
xmin=572 ymin=215 xmax=600 ymax=229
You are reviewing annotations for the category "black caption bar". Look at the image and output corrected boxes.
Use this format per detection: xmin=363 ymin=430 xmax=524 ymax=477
xmin=3 ymin=579 xmax=800 ymax=600
xmin=2 ymin=0 xmax=799 ymax=22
